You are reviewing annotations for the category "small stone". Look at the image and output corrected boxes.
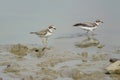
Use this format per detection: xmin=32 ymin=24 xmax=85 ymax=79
xmin=105 ymin=61 xmax=120 ymax=74
xmin=97 ymin=44 xmax=105 ymax=49
xmin=35 ymin=49 xmax=39 ymax=52
xmin=7 ymin=64 xmax=11 ymax=68
xmin=109 ymin=58 xmax=120 ymax=63
xmin=29 ymin=47 xmax=45 ymax=58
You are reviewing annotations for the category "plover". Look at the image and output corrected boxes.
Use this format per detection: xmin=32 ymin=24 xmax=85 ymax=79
xmin=30 ymin=25 xmax=56 ymax=46
xmin=73 ymin=19 xmax=103 ymax=33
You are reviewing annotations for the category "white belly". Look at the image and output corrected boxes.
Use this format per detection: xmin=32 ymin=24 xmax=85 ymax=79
xmin=80 ymin=26 xmax=97 ymax=31
xmin=45 ymin=32 xmax=52 ymax=37
xmin=39 ymin=32 xmax=52 ymax=38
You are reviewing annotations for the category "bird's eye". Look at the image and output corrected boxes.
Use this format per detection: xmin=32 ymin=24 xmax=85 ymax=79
xmin=49 ymin=26 xmax=52 ymax=29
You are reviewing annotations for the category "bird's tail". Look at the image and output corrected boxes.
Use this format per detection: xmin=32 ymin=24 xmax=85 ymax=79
xmin=30 ymin=32 xmax=37 ymax=34
xmin=73 ymin=23 xmax=83 ymax=26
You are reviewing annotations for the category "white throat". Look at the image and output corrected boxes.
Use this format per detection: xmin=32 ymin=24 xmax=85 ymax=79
xmin=48 ymin=28 xmax=54 ymax=33
xmin=95 ymin=22 xmax=100 ymax=26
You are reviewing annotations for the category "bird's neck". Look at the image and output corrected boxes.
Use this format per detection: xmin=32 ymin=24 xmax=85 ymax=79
xmin=95 ymin=22 xmax=100 ymax=26
xmin=48 ymin=28 xmax=53 ymax=33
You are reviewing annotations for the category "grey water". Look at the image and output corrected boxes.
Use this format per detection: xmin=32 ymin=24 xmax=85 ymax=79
xmin=0 ymin=0 xmax=120 ymax=50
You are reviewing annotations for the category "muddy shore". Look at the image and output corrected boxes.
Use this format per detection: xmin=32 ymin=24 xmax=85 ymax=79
xmin=0 ymin=43 xmax=120 ymax=80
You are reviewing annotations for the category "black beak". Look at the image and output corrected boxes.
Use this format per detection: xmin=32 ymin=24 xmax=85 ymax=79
xmin=54 ymin=28 xmax=56 ymax=30
xmin=101 ymin=21 xmax=104 ymax=23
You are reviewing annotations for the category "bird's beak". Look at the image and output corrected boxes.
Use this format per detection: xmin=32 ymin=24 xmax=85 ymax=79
xmin=101 ymin=21 xmax=104 ymax=23
xmin=54 ymin=28 xmax=56 ymax=30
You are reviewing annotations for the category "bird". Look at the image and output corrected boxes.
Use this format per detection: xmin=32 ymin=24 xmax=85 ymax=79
xmin=73 ymin=19 xmax=103 ymax=33
xmin=30 ymin=25 xmax=56 ymax=46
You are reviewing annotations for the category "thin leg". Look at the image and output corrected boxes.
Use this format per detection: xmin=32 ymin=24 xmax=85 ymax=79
xmin=43 ymin=38 xmax=48 ymax=47
xmin=41 ymin=38 xmax=45 ymax=46
xmin=86 ymin=30 xmax=89 ymax=34
xmin=46 ymin=37 xmax=48 ymax=44
xmin=84 ymin=30 xmax=89 ymax=36
xmin=91 ymin=31 xmax=95 ymax=36
xmin=85 ymin=33 xmax=90 ymax=40
xmin=41 ymin=38 xmax=44 ymax=45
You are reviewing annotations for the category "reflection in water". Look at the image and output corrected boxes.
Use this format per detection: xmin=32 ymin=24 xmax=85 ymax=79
xmin=75 ymin=34 xmax=100 ymax=48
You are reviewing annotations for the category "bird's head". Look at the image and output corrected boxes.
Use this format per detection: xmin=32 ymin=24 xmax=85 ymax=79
xmin=48 ymin=25 xmax=56 ymax=30
xmin=95 ymin=19 xmax=104 ymax=23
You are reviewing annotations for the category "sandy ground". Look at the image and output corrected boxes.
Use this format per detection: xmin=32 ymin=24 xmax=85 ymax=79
xmin=0 ymin=43 xmax=120 ymax=80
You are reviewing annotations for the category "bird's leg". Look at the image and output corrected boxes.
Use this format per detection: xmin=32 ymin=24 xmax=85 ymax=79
xmin=46 ymin=37 xmax=48 ymax=44
xmin=45 ymin=37 xmax=52 ymax=50
xmin=91 ymin=31 xmax=95 ymax=36
xmin=44 ymin=37 xmax=48 ymax=48
xmin=85 ymin=33 xmax=90 ymax=40
xmin=86 ymin=30 xmax=89 ymax=34
xmin=85 ymin=30 xmax=89 ymax=35
xmin=41 ymin=38 xmax=45 ymax=46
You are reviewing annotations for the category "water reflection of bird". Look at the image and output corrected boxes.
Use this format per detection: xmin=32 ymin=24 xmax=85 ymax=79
xmin=30 ymin=25 xmax=56 ymax=46
xmin=75 ymin=34 xmax=100 ymax=48
xmin=73 ymin=19 xmax=103 ymax=33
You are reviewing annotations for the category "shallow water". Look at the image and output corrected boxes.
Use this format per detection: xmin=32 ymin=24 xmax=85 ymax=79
xmin=0 ymin=42 xmax=120 ymax=80
xmin=0 ymin=0 xmax=120 ymax=80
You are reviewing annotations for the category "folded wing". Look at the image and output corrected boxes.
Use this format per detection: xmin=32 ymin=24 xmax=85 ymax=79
xmin=74 ymin=22 xmax=96 ymax=27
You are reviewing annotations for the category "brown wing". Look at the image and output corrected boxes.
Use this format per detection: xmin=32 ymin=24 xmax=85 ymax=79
xmin=37 ymin=29 xmax=48 ymax=35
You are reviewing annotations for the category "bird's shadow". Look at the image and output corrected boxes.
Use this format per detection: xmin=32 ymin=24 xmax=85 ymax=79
xmin=55 ymin=32 xmax=92 ymax=39
xmin=55 ymin=31 xmax=98 ymax=40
